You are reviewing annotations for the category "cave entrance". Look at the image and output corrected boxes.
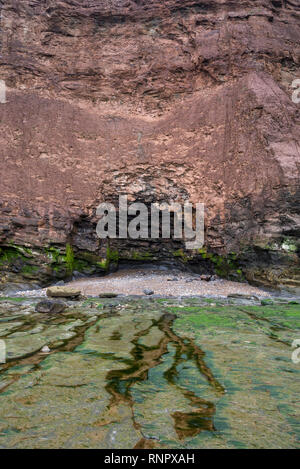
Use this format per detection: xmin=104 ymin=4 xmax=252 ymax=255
xmin=108 ymin=207 xmax=189 ymax=271
xmin=69 ymin=201 xmax=207 ymax=277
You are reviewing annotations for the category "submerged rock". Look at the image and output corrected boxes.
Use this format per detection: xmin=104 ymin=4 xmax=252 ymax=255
xmin=0 ymin=296 xmax=299 ymax=448
xmin=35 ymin=300 xmax=66 ymax=314
xmin=261 ymin=299 xmax=274 ymax=306
xmin=228 ymin=293 xmax=259 ymax=300
xmin=46 ymin=286 xmax=81 ymax=299
xmin=98 ymin=293 xmax=118 ymax=298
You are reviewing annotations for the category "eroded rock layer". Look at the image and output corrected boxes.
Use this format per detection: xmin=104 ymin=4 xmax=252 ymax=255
xmin=0 ymin=0 xmax=299 ymax=289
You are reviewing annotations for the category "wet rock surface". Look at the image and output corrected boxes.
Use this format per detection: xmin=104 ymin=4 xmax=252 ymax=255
xmin=98 ymin=293 xmax=118 ymax=298
xmin=35 ymin=300 xmax=66 ymax=314
xmin=0 ymin=295 xmax=299 ymax=448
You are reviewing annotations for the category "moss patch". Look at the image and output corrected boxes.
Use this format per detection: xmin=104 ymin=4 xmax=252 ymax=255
xmin=175 ymin=311 xmax=238 ymax=329
xmin=65 ymin=243 xmax=75 ymax=276
xmin=0 ymin=297 xmax=24 ymax=303
xmin=106 ymin=247 xmax=119 ymax=263
xmin=0 ymin=247 xmax=24 ymax=265
xmin=197 ymin=248 xmax=244 ymax=280
xmin=21 ymin=265 xmax=39 ymax=275
xmin=165 ymin=306 xmax=204 ymax=314
xmin=241 ymin=304 xmax=300 ymax=329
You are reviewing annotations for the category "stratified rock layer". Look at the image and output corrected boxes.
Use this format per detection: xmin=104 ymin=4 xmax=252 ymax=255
xmin=0 ymin=0 xmax=299 ymax=288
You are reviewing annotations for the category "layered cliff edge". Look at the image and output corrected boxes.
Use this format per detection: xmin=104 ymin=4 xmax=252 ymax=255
xmin=0 ymin=0 xmax=299 ymax=291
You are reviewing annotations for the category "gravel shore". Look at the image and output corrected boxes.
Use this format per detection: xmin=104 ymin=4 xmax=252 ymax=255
xmin=16 ymin=268 xmax=269 ymax=298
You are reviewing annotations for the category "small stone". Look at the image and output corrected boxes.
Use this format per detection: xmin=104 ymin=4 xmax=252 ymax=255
xmin=144 ymin=289 xmax=154 ymax=296
xmin=55 ymin=280 xmax=65 ymax=286
xmin=72 ymin=271 xmax=86 ymax=280
xmin=35 ymin=300 xmax=66 ymax=314
xmin=46 ymin=286 xmax=81 ymax=299
xmin=98 ymin=293 xmax=118 ymax=298
xmin=41 ymin=346 xmax=50 ymax=353
xmin=228 ymin=293 xmax=258 ymax=300
xmin=200 ymin=275 xmax=212 ymax=282
xmin=261 ymin=299 xmax=274 ymax=306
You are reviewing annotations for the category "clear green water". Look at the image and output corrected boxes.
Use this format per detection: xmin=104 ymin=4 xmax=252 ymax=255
xmin=0 ymin=297 xmax=299 ymax=448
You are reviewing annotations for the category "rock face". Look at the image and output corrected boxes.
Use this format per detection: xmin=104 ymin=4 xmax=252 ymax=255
xmin=0 ymin=0 xmax=299 ymax=288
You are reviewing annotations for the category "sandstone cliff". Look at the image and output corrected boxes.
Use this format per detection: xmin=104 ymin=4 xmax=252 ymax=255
xmin=0 ymin=0 xmax=299 ymax=290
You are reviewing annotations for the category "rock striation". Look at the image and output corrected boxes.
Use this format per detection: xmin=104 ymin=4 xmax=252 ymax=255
xmin=0 ymin=0 xmax=299 ymax=289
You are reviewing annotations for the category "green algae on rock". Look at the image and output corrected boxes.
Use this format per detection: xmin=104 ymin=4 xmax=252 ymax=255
xmin=0 ymin=297 xmax=299 ymax=448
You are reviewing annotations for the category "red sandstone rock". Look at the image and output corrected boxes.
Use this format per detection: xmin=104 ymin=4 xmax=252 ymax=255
xmin=0 ymin=1 xmax=299 ymax=287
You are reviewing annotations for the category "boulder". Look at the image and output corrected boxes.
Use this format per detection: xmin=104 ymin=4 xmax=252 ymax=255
xmin=228 ymin=294 xmax=259 ymax=300
xmin=55 ymin=280 xmax=65 ymax=286
xmin=72 ymin=271 xmax=86 ymax=280
xmin=35 ymin=300 xmax=66 ymax=314
xmin=99 ymin=293 xmax=118 ymax=298
xmin=46 ymin=286 xmax=81 ymax=299
xmin=144 ymin=289 xmax=154 ymax=296
xmin=261 ymin=299 xmax=274 ymax=306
